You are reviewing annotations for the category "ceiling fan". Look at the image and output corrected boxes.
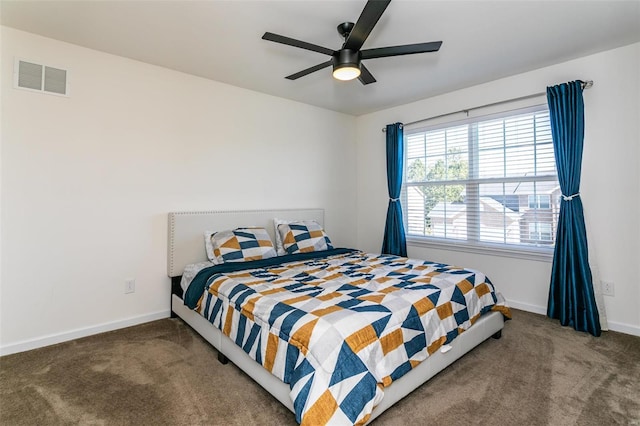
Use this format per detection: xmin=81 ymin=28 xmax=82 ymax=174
xmin=262 ymin=0 xmax=442 ymax=84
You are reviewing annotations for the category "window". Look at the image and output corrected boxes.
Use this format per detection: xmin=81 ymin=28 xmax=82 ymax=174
xmin=528 ymin=194 xmax=551 ymax=209
xmin=403 ymin=105 xmax=560 ymax=254
xmin=528 ymin=222 xmax=553 ymax=242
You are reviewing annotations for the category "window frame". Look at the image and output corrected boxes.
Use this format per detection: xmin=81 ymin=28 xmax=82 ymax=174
xmin=402 ymin=104 xmax=557 ymax=262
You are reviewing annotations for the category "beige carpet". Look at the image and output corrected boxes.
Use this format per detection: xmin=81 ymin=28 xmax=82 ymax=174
xmin=1 ymin=309 xmax=639 ymax=425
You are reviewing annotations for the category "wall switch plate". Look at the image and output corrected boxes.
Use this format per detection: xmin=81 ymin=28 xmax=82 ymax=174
xmin=125 ymin=278 xmax=136 ymax=294
xmin=602 ymin=280 xmax=614 ymax=297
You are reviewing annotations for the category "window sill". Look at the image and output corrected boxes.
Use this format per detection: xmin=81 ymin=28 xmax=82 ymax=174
xmin=406 ymin=236 xmax=554 ymax=263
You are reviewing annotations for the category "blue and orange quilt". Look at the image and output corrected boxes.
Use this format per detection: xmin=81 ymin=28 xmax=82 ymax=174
xmin=185 ymin=249 xmax=510 ymax=425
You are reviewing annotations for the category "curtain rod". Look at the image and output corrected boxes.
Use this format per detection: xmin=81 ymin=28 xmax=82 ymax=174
xmin=381 ymin=80 xmax=594 ymax=132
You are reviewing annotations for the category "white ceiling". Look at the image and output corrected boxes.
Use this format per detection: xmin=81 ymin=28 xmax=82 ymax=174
xmin=2 ymin=0 xmax=639 ymax=116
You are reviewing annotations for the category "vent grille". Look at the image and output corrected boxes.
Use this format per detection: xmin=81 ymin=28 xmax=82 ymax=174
xmin=15 ymin=59 xmax=69 ymax=96
xmin=44 ymin=66 xmax=67 ymax=94
xmin=17 ymin=61 xmax=43 ymax=90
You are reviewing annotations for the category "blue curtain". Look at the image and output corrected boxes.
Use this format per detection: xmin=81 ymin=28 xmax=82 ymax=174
xmin=546 ymin=81 xmax=601 ymax=336
xmin=381 ymin=123 xmax=407 ymax=256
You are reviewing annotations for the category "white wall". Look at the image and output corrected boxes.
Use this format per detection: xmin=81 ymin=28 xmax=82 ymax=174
xmin=356 ymin=43 xmax=640 ymax=336
xmin=0 ymin=27 xmax=358 ymax=354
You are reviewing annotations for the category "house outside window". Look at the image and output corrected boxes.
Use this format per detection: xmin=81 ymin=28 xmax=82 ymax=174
xmin=402 ymin=105 xmax=560 ymax=256
xmin=528 ymin=194 xmax=551 ymax=209
xmin=528 ymin=222 xmax=553 ymax=242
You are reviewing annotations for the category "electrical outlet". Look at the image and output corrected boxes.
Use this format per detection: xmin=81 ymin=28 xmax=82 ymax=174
xmin=125 ymin=278 xmax=136 ymax=294
xmin=602 ymin=280 xmax=614 ymax=297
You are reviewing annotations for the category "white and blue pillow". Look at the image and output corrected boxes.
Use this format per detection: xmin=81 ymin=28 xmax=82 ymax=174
xmin=204 ymin=230 xmax=219 ymax=263
xmin=277 ymin=221 xmax=333 ymax=254
xmin=210 ymin=227 xmax=276 ymax=263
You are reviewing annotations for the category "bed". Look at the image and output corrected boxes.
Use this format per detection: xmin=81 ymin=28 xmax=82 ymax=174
xmin=168 ymin=209 xmax=510 ymax=425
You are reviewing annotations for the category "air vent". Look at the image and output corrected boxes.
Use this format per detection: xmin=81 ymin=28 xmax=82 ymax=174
xmin=14 ymin=59 xmax=69 ymax=96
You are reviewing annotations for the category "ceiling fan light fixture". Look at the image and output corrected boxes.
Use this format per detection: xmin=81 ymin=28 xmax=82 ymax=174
xmin=332 ymin=49 xmax=361 ymax=81
xmin=333 ymin=64 xmax=361 ymax=81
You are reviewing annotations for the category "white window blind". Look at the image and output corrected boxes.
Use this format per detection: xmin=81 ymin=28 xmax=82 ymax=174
xmin=403 ymin=105 xmax=559 ymax=254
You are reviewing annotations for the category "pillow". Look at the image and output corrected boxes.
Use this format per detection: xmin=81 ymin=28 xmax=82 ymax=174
xmin=211 ymin=227 xmax=276 ymax=264
xmin=273 ymin=218 xmax=294 ymax=256
xmin=204 ymin=231 xmax=220 ymax=264
xmin=277 ymin=220 xmax=334 ymax=255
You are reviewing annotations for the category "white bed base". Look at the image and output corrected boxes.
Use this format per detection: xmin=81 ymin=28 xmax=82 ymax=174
xmin=167 ymin=209 xmax=505 ymax=424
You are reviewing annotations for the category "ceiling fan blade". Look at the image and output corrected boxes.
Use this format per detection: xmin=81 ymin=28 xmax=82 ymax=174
xmin=262 ymin=32 xmax=334 ymax=56
xmin=358 ymin=64 xmax=376 ymax=85
xmin=361 ymin=41 xmax=443 ymax=59
xmin=285 ymin=60 xmax=333 ymax=80
xmin=343 ymin=0 xmax=391 ymax=51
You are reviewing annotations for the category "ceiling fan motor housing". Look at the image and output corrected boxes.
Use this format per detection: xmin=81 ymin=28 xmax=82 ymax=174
xmin=333 ymin=49 xmax=361 ymax=70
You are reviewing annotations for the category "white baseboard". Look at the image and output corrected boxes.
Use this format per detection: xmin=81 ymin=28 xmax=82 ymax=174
xmin=605 ymin=320 xmax=640 ymax=337
xmin=506 ymin=299 xmax=640 ymax=337
xmin=0 ymin=310 xmax=170 ymax=356
xmin=506 ymin=299 xmax=547 ymax=315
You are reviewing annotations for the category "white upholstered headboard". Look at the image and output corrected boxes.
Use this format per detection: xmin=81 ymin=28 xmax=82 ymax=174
xmin=167 ymin=209 xmax=324 ymax=277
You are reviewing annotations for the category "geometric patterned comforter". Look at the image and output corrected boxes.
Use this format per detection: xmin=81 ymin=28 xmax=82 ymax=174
xmin=186 ymin=249 xmax=511 ymax=425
